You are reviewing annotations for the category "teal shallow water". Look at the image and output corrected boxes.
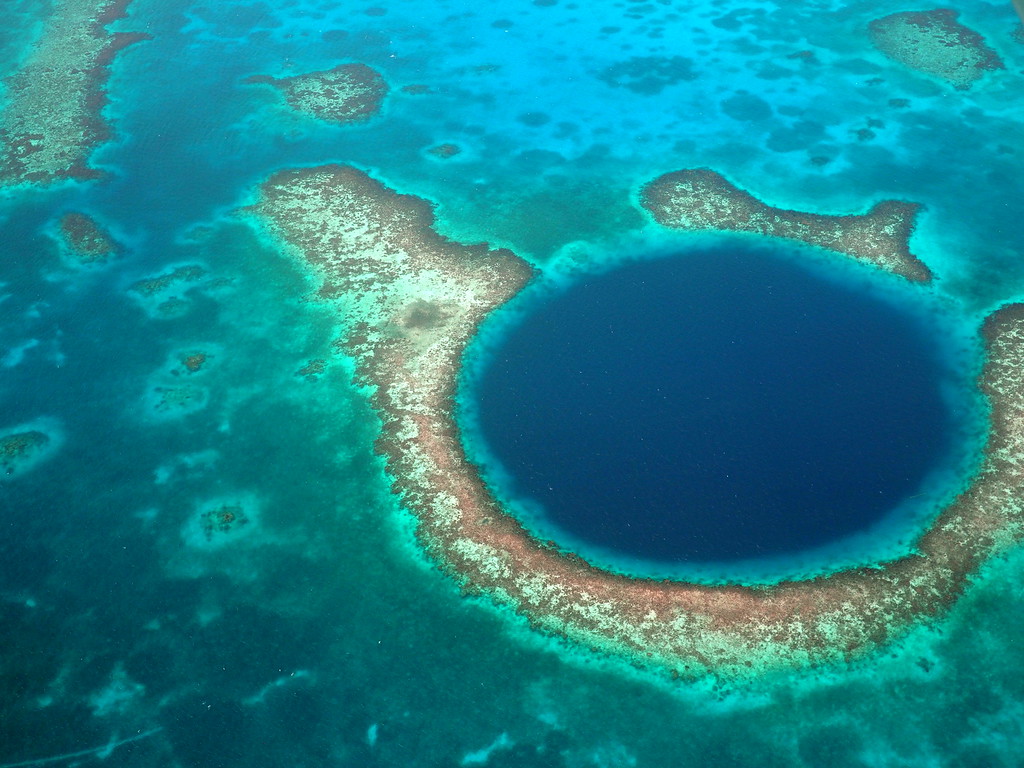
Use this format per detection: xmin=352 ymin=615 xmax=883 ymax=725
xmin=1 ymin=0 xmax=1024 ymax=766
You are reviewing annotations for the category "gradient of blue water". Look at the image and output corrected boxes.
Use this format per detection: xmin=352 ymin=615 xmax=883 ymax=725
xmin=474 ymin=246 xmax=955 ymax=563
xmin=2 ymin=0 xmax=1023 ymax=764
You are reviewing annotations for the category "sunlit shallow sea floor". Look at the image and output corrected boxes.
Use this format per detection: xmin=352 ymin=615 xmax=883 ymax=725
xmin=1 ymin=0 xmax=1024 ymax=766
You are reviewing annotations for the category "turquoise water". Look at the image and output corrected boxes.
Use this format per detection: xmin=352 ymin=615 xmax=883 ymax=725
xmin=0 ymin=0 xmax=1023 ymax=766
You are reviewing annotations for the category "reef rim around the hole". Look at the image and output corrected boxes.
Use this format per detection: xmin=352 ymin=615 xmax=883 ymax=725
xmin=247 ymin=163 xmax=1024 ymax=680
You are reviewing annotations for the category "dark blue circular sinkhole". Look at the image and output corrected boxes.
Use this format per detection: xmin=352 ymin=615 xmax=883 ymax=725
xmin=469 ymin=246 xmax=959 ymax=565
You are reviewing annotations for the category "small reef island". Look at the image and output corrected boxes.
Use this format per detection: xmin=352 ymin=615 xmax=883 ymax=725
xmin=55 ymin=211 xmax=122 ymax=265
xmin=249 ymin=164 xmax=1024 ymax=679
xmin=245 ymin=64 xmax=389 ymax=125
xmin=868 ymin=9 xmax=1004 ymax=90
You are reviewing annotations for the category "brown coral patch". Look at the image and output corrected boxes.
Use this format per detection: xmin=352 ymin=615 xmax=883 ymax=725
xmin=246 ymin=63 xmax=388 ymax=124
xmin=201 ymin=504 xmax=249 ymax=540
xmin=427 ymin=143 xmax=462 ymax=159
xmin=180 ymin=353 xmax=208 ymax=374
xmin=0 ymin=0 xmax=149 ymax=186
xmin=58 ymin=212 xmax=120 ymax=264
xmin=0 ymin=431 xmax=50 ymax=476
xmin=129 ymin=265 xmax=207 ymax=297
xmin=640 ymin=168 xmax=930 ymax=282
xmin=296 ymin=359 xmax=327 ymax=379
xmin=868 ymin=9 xmax=1004 ymax=90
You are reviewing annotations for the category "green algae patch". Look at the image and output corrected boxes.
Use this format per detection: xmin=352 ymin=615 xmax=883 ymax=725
xmin=248 ymin=164 xmax=1024 ymax=681
xmin=0 ymin=0 xmax=149 ymax=186
xmin=245 ymin=63 xmax=388 ymax=125
xmin=868 ymin=9 xmax=1004 ymax=90
xmin=640 ymin=168 xmax=930 ymax=282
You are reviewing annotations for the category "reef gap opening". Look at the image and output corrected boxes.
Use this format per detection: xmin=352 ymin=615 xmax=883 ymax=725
xmin=463 ymin=244 xmax=968 ymax=571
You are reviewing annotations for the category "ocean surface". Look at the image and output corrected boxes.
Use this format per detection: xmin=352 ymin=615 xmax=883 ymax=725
xmin=466 ymin=244 xmax=972 ymax=576
xmin=0 ymin=0 xmax=1023 ymax=766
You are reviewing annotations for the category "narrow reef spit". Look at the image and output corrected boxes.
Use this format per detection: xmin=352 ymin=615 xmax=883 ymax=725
xmin=250 ymin=165 xmax=1023 ymax=679
xmin=245 ymin=64 xmax=389 ymax=124
xmin=0 ymin=0 xmax=148 ymax=186
xmin=640 ymin=168 xmax=930 ymax=282
xmin=868 ymin=9 xmax=1004 ymax=90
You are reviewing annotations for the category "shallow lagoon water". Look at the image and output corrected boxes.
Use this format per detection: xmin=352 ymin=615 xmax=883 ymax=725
xmin=1 ymin=0 xmax=1024 ymax=766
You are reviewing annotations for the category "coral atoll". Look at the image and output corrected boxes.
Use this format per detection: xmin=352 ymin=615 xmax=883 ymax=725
xmin=251 ymin=164 xmax=1024 ymax=679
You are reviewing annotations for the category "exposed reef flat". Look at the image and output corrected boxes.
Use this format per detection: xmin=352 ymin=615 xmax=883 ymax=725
xmin=252 ymin=165 xmax=1022 ymax=679
xmin=869 ymin=9 xmax=1003 ymax=90
xmin=56 ymin=211 xmax=121 ymax=265
xmin=640 ymin=168 xmax=931 ymax=282
xmin=245 ymin=64 xmax=388 ymax=125
xmin=0 ymin=0 xmax=148 ymax=186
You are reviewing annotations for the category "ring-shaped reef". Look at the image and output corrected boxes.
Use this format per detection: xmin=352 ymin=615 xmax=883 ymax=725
xmin=248 ymin=164 xmax=1024 ymax=680
xmin=460 ymin=243 xmax=976 ymax=582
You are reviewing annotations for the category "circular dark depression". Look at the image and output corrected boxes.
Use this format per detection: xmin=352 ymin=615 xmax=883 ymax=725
xmin=468 ymin=245 xmax=962 ymax=566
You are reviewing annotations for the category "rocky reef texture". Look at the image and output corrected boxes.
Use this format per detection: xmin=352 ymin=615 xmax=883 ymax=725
xmin=868 ymin=9 xmax=1004 ymax=90
xmin=640 ymin=168 xmax=931 ymax=282
xmin=0 ymin=0 xmax=148 ymax=186
xmin=57 ymin=211 xmax=121 ymax=264
xmin=427 ymin=143 xmax=462 ymax=160
xmin=127 ymin=264 xmax=215 ymax=318
xmin=0 ymin=430 xmax=50 ymax=478
xmin=246 ymin=64 xmax=388 ymax=124
xmin=200 ymin=504 xmax=249 ymax=541
xmin=129 ymin=265 xmax=207 ymax=297
xmin=252 ymin=165 xmax=1024 ymax=679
